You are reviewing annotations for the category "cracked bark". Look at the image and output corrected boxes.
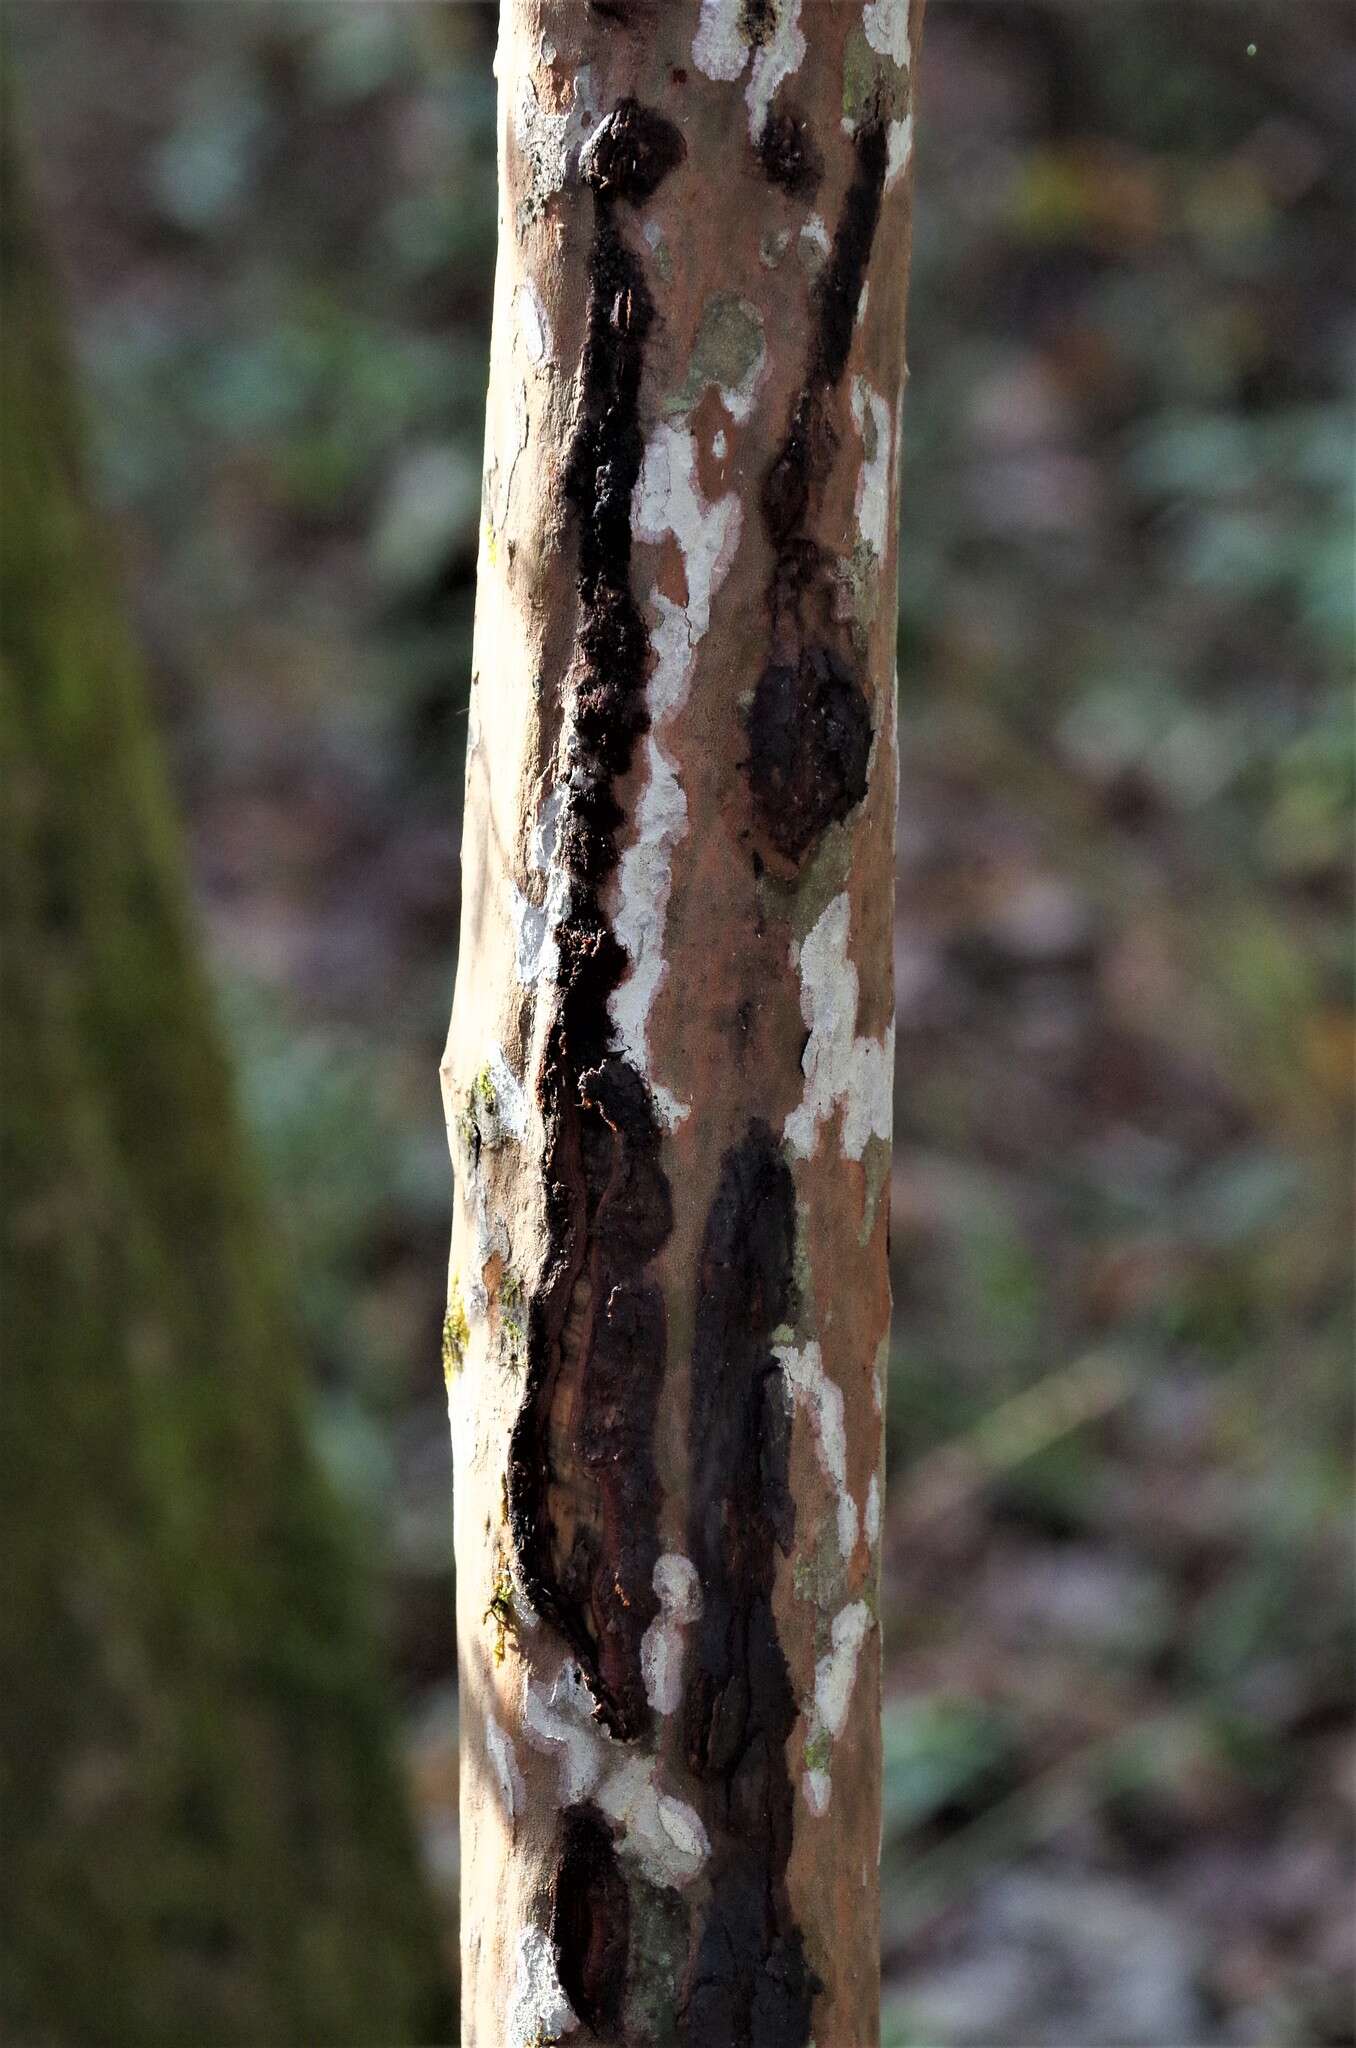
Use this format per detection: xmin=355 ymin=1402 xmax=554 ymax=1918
xmin=444 ymin=5 xmax=922 ymax=2042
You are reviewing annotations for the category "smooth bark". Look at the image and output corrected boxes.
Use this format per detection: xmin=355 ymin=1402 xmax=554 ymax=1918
xmin=444 ymin=5 xmax=921 ymax=2042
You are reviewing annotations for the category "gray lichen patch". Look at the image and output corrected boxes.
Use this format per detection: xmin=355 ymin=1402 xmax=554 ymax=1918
xmin=623 ymin=1880 xmax=689 ymax=2048
xmin=663 ymin=292 xmax=766 ymax=422
xmin=835 ymin=534 xmax=883 ymax=655
xmin=842 ymin=24 xmax=910 ymax=134
xmin=759 ymin=226 xmax=791 ymax=268
xmin=512 ymin=65 xmax=597 ymax=230
xmin=859 ymin=1133 xmax=890 ymax=1244
xmin=793 ymin=1515 xmax=848 ymax=1621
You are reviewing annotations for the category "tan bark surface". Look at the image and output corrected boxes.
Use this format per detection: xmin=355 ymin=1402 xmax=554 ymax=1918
xmin=443 ymin=5 xmax=921 ymax=2041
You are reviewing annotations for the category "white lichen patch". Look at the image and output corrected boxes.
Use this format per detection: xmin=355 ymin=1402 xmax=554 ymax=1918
xmin=633 ymin=424 xmax=743 ymax=714
xmin=865 ymin=1471 xmax=882 ymax=1548
xmin=480 ymin=1043 xmax=530 ymax=1145
xmin=530 ymin=782 xmax=564 ymax=877
xmin=774 ymin=1338 xmax=859 ymax=1559
xmin=486 ymin=1712 xmax=526 ymax=1823
xmin=513 ymin=785 xmax=570 ymax=990
xmin=747 ymin=0 xmax=807 ymax=146
xmin=817 ymin=1600 xmax=872 ymax=1737
xmin=640 ymin=1553 xmax=703 ymax=1715
xmin=512 ymin=862 xmax=570 ymax=991
xmin=508 ymin=1926 xmax=577 ymax=2047
xmin=851 ymin=377 xmax=893 ymax=560
xmin=522 ymin=1659 xmax=709 ymax=1887
xmin=801 ymin=1599 xmax=875 ymax=1817
xmin=887 ymin=110 xmax=915 ymax=187
xmin=784 ymin=892 xmax=894 ymax=1162
xmin=611 ymin=426 xmax=741 ymax=1124
xmin=804 ymin=1762 xmax=832 ymax=1818
xmin=596 ymin=1760 xmax=710 ymax=1889
xmin=522 ymin=1660 xmax=605 ymax=1804
xmin=864 ymin=0 xmax=911 ymax=69
xmin=511 ymin=882 xmax=547 ymax=986
xmin=512 ymin=65 xmax=597 ymax=221
xmin=611 ymin=739 xmax=689 ymax=1132
xmin=514 ymin=279 xmax=549 ymax=367
xmin=798 ymin=214 xmax=831 ymax=273
xmin=692 ymin=0 xmax=748 ymax=82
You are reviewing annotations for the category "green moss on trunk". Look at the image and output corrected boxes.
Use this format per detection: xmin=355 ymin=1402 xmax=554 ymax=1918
xmin=0 ymin=116 xmax=452 ymax=2047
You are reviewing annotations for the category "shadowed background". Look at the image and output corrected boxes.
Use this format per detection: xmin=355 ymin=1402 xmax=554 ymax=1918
xmin=6 ymin=3 xmax=1353 ymax=2042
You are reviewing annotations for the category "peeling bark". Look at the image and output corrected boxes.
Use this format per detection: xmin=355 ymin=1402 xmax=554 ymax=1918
xmin=444 ymin=4 xmax=922 ymax=2041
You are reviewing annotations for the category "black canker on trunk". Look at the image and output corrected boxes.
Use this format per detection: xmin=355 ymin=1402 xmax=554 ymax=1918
xmin=746 ymin=119 xmax=888 ymax=870
xmin=552 ymin=1803 xmax=631 ymax=2035
xmin=506 ymin=102 xmax=684 ymax=1749
xmin=681 ymin=1122 xmax=818 ymax=2048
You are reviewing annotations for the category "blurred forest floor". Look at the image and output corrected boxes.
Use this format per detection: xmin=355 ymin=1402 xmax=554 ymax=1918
xmin=10 ymin=4 xmax=1353 ymax=2041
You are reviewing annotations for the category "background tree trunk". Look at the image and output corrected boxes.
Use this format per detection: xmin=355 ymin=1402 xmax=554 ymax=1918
xmin=445 ymin=4 xmax=921 ymax=2042
xmin=0 ymin=121 xmax=450 ymax=2047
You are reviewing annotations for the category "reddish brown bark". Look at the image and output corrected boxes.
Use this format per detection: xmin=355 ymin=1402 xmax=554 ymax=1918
xmin=443 ymin=5 xmax=922 ymax=2041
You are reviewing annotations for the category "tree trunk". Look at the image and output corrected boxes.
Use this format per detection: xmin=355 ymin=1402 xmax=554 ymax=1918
xmin=444 ymin=5 xmax=921 ymax=2042
xmin=0 ymin=122 xmax=450 ymax=2047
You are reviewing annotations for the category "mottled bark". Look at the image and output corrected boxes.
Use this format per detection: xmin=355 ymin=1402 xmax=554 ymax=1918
xmin=0 ymin=122 xmax=450 ymax=2046
xmin=444 ymin=4 xmax=921 ymax=2042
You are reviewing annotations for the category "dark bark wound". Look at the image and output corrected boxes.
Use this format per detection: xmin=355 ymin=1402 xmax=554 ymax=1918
xmin=746 ymin=646 xmax=873 ymax=868
xmin=746 ymin=120 xmax=889 ymax=873
xmin=756 ymin=106 xmax=823 ymax=199
xmin=680 ymin=1123 xmax=818 ymax=2047
xmin=552 ymin=1804 xmax=630 ymax=2035
xmin=506 ymin=102 xmax=684 ymax=1749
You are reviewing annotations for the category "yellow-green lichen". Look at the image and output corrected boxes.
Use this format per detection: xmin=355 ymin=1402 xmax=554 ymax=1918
xmin=484 ymin=1567 xmax=519 ymax=1666
xmin=498 ymin=1268 xmax=525 ymax=1372
xmin=803 ymin=1729 xmax=833 ymax=1774
xmin=455 ymin=1063 xmax=500 ymax=1158
xmin=441 ymin=1284 xmax=470 ymax=1384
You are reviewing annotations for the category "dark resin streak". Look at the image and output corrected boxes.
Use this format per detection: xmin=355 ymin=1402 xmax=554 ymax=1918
xmin=746 ymin=119 xmax=889 ymax=868
xmin=681 ymin=1123 xmax=818 ymax=2048
xmin=506 ymin=101 xmax=684 ymax=1746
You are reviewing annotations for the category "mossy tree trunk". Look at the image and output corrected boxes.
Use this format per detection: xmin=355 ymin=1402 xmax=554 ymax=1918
xmin=0 ymin=120 xmax=451 ymax=2048
xmin=443 ymin=4 xmax=922 ymax=2043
